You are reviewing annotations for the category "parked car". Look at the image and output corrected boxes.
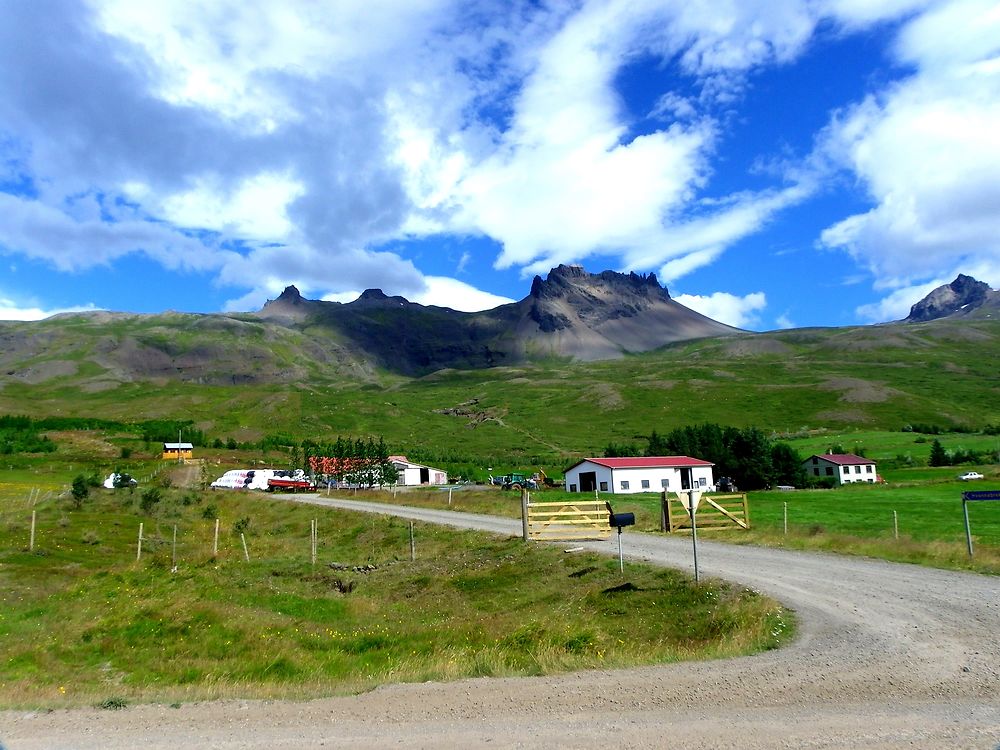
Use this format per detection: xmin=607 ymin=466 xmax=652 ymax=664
xmin=958 ymin=471 xmax=984 ymax=481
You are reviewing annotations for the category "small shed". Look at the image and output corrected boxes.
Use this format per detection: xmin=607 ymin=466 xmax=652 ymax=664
xmin=162 ymin=442 xmax=194 ymax=461
xmin=803 ymin=453 xmax=877 ymax=484
xmin=564 ymin=456 xmax=715 ymax=495
xmin=390 ymin=455 xmax=448 ymax=486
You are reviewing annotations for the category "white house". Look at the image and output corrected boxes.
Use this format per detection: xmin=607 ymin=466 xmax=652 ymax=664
xmin=563 ymin=456 xmax=715 ymax=495
xmin=803 ymin=453 xmax=877 ymax=484
xmin=389 ymin=456 xmax=448 ymax=486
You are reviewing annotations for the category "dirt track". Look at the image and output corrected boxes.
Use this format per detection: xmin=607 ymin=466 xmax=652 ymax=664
xmin=2 ymin=496 xmax=998 ymax=749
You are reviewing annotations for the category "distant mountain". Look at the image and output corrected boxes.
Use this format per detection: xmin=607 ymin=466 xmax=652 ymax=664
xmin=904 ymin=274 xmax=999 ymax=322
xmin=257 ymin=265 xmax=741 ymax=374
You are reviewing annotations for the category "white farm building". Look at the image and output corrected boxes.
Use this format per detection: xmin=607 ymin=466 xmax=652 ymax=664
xmin=564 ymin=456 xmax=715 ymax=495
xmin=390 ymin=456 xmax=448 ymax=486
xmin=803 ymin=453 xmax=878 ymax=485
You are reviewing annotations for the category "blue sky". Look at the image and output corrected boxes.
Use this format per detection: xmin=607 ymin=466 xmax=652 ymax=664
xmin=1 ymin=0 xmax=999 ymax=330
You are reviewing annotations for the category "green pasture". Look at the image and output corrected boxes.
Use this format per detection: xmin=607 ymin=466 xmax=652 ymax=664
xmin=383 ymin=481 xmax=1000 ymax=574
xmin=0 ymin=486 xmax=789 ymax=709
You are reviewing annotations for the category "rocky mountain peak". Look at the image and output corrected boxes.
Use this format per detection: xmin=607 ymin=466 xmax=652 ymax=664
xmin=275 ymin=285 xmax=303 ymax=304
xmin=530 ymin=264 xmax=669 ymax=302
xmin=905 ymin=274 xmax=992 ymax=322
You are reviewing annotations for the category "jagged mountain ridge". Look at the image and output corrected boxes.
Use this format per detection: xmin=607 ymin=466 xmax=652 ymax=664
xmin=904 ymin=274 xmax=999 ymax=322
xmin=256 ymin=265 xmax=741 ymax=374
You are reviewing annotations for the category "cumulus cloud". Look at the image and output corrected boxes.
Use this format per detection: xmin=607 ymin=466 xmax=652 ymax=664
xmin=410 ymin=277 xmax=515 ymax=311
xmin=0 ymin=294 xmax=97 ymax=321
xmin=1 ymin=0 xmax=996 ymax=322
xmin=674 ymin=290 xmax=767 ymax=329
xmin=819 ymin=0 xmax=1000 ymax=292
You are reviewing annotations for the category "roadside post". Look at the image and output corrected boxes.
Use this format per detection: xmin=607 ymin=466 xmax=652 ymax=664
xmin=679 ymin=490 xmax=703 ymax=583
xmin=605 ymin=502 xmax=635 ymax=573
xmin=962 ymin=490 xmax=1000 ymax=557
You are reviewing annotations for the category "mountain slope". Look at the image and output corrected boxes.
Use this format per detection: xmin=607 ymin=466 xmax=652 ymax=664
xmin=255 ymin=265 xmax=741 ymax=374
xmin=904 ymin=274 xmax=999 ymax=322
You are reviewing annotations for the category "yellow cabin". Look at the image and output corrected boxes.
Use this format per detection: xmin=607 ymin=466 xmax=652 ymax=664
xmin=162 ymin=442 xmax=193 ymax=460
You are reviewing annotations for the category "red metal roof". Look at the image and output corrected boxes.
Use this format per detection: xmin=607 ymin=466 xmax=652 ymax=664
xmin=566 ymin=456 xmax=714 ymax=472
xmin=811 ymin=453 xmax=875 ymax=465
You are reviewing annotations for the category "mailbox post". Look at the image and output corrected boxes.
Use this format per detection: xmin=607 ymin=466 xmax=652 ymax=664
xmin=679 ymin=490 xmax=702 ymax=583
xmin=606 ymin=502 xmax=635 ymax=573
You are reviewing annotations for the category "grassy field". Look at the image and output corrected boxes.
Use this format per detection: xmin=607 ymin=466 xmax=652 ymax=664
xmin=377 ymin=481 xmax=1000 ymax=575
xmin=0 ymin=485 xmax=790 ymax=709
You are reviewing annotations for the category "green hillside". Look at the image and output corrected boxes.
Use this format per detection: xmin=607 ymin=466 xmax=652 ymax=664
xmin=0 ymin=313 xmax=997 ymax=467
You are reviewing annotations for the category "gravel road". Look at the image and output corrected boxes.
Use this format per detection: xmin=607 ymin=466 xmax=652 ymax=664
xmin=3 ymin=496 xmax=998 ymax=749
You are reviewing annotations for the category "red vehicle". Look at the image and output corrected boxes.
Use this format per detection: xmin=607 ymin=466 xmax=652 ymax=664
xmin=266 ymin=470 xmax=315 ymax=492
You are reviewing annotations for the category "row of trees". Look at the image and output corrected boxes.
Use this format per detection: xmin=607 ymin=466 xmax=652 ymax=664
xmin=928 ymin=439 xmax=996 ymax=467
xmin=608 ymin=424 xmax=807 ymax=490
xmin=303 ymin=436 xmax=398 ymax=488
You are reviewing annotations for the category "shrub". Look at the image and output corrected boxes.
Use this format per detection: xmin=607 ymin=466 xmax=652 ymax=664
xmin=120 ymin=447 xmax=132 ymax=459
xmin=232 ymin=516 xmax=251 ymax=535
xmin=70 ymin=474 xmax=89 ymax=509
xmin=139 ymin=487 xmax=162 ymax=513
xmin=201 ymin=504 xmax=218 ymax=520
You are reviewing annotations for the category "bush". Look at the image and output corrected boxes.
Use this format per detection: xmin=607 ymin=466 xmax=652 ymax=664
xmin=70 ymin=474 xmax=89 ymax=509
xmin=201 ymin=504 xmax=218 ymax=520
xmin=120 ymin=447 xmax=132 ymax=459
xmin=139 ymin=487 xmax=162 ymax=513
xmin=232 ymin=516 xmax=251 ymax=535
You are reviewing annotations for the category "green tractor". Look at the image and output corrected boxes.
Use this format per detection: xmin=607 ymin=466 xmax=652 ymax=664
xmin=490 ymin=471 xmax=538 ymax=491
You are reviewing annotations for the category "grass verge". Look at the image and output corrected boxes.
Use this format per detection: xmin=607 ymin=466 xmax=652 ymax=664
xmin=0 ymin=487 xmax=790 ymax=709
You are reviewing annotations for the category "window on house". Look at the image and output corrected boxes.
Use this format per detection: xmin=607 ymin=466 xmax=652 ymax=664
xmin=641 ymin=479 xmax=650 ymax=489
xmin=866 ymin=465 xmax=873 ymax=473
xmin=855 ymin=465 xmax=862 ymax=473
xmin=599 ymin=482 xmax=608 ymax=492
xmin=699 ymin=477 xmax=707 ymax=487
xmin=620 ymin=480 xmax=629 ymax=490
xmin=661 ymin=478 xmax=670 ymax=488
xmin=813 ymin=468 xmax=819 ymax=476
xmin=812 ymin=457 xmax=818 ymax=464
xmin=569 ymin=484 xmax=577 ymax=492
xmin=826 ymin=467 xmax=833 ymax=476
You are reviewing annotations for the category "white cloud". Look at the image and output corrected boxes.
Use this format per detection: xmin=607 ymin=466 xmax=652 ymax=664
xmin=157 ymin=172 xmax=304 ymax=240
xmin=0 ymin=193 xmax=230 ymax=272
xmin=855 ymin=278 xmax=943 ymax=322
xmin=410 ymin=276 xmax=515 ymax=311
xmin=0 ymin=296 xmax=97 ymax=321
xmin=674 ymin=290 xmax=767 ymax=329
xmin=4 ymin=0 xmax=995 ymax=322
xmin=774 ymin=312 xmax=796 ymax=329
xmin=819 ymin=0 xmax=1000 ymax=290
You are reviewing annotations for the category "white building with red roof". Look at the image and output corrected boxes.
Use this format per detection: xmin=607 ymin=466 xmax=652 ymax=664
xmin=564 ymin=456 xmax=715 ymax=495
xmin=803 ymin=453 xmax=877 ymax=485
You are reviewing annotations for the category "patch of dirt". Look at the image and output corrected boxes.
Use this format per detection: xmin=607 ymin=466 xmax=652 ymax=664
xmin=819 ymin=377 xmax=902 ymax=403
xmin=7 ymin=359 xmax=78 ymax=384
xmin=722 ymin=338 xmax=792 ymax=357
xmin=580 ymin=383 xmax=623 ymax=410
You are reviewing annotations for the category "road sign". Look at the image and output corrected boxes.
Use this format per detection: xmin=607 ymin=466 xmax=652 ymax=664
xmin=962 ymin=489 xmax=1000 ymax=557
xmin=962 ymin=490 xmax=1000 ymax=502
xmin=678 ymin=490 xmax=702 ymax=512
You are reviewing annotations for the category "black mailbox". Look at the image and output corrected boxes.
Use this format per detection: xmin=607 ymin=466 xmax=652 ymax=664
xmin=606 ymin=502 xmax=635 ymax=529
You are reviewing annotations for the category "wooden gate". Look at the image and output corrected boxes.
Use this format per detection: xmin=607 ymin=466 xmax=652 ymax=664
xmin=523 ymin=496 xmax=611 ymax=541
xmin=661 ymin=492 xmax=750 ymax=532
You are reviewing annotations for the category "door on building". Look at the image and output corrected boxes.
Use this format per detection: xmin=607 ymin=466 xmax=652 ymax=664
xmin=680 ymin=468 xmax=692 ymax=490
xmin=420 ymin=467 xmax=429 ymax=484
xmin=579 ymin=471 xmax=597 ymax=492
